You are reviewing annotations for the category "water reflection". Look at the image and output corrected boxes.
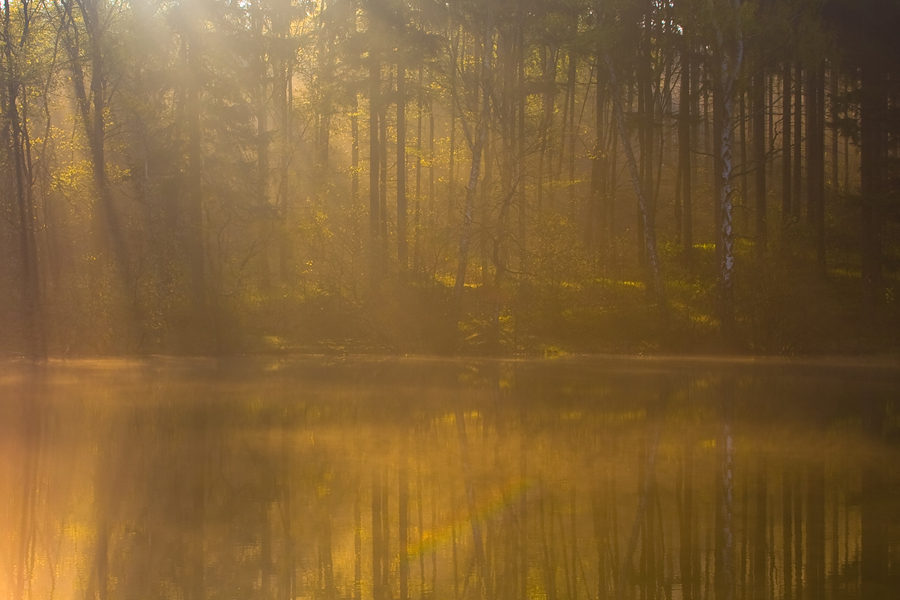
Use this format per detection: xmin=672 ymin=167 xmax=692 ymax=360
xmin=1 ymin=358 xmax=898 ymax=600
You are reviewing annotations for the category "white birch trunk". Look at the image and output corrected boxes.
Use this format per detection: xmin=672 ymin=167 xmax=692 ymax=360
xmin=712 ymin=0 xmax=743 ymax=336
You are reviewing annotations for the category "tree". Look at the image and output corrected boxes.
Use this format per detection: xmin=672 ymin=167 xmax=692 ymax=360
xmin=708 ymin=0 xmax=744 ymax=338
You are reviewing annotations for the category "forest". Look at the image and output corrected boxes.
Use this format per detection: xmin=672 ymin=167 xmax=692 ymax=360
xmin=1 ymin=0 xmax=899 ymax=357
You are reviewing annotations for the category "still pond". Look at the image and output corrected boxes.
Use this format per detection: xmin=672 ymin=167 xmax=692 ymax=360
xmin=1 ymin=357 xmax=898 ymax=600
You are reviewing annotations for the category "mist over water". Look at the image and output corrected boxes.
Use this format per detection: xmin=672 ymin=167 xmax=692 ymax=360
xmin=2 ymin=357 xmax=898 ymax=600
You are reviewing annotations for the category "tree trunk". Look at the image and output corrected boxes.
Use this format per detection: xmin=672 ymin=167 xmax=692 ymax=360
xmin=3 ymin=1 xmax=44 ymax=359
xmin=713 ymin=3 xmax=742 ymax=339
xmin=449 ymin=26 xmax=459 ymax=226
xmin=739 ymin=90 xmax=748 ymax=234
xmin=679 ymin=45 xmax=693 ymax=262
xmin=517 ymin=11 xmax=527 ymax=273
xmin=782 ymin=61 xmax=792 ymax=226
xmin=806 ymin=66 xmax=826 ymax=271
xmin=452 ymin=16 xmax=492 ymax=314
xmin=254 ymin=3 xmax=271 ymax=291
xmin=792 ymin=61 xmax=802 ymax=222
xmin=604 ymin=53 xmax=666 ymax=315
xmin=859 ymin=59 xmax=884 ymax=321
xmin=369 ymin=53 xmax=381 ymax=279
xmin=278 ymin=32 xmax=294 ymax=284
xmin=413 ymin=68 xmax=423 ymax=274
xmin=589 ymin=57 xmax=607 ymax=256
xmin=397 ymin=57 xmax=408 ymax=271
xmin=753 ymin=58 xmax=767 ymax=256
xmin=815 ymin=69 xmax=826 ymax=271
xmin=566 ymin=49 xmax=577 ymax=212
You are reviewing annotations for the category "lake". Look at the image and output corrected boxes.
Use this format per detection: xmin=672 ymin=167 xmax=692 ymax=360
xmin=1 ymin=356 xmax=898 ymax=600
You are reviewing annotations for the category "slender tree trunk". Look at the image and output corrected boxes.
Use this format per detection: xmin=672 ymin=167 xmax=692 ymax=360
xmin=859 ymin=59 xmax=884 ymax=321
xmin=369 ymin=54 xmax=381 ymax=278
xmin=480 ymin=127 xmax=492 ymax=286
xmin=589 ymin=57 xmax=607 ymax=255
xmin=792 ymin=61 xmax=802 ymax=222
xmin=806 ymin=69 xmax=817 ymax=226
xmin=815 ymin=69 xmax=826 ymax=271
xmin=254 ymin=3 xmax=271 ymax=292
xmin=278 ymin=40 xmax=294 ymax=284
xmin=713 ymin=12 xmax=742 ymax=339
xmin=414 ymin=67 xmax=423 ymax=274
xmin=449 ymin=26 xmax=459 ymax=226
xmin=806 ymin=66 xmax=826 ymax=271
xmin=679 ymin=45 xmax=693 ymax=262
xmin=185 ymin=29 xmax=210 ymax=344
xmin=537 ymin=46 xmax=557 ymax=215
xmin=566 ymin=49 xmax=577 ymax=212
xmin=397 ymin=56 xmax=408 ymax=271
xmin=714 ymin=73 xmax=724 ymax=278
xmin=604 ymin=53 xmax=666 ymax=314
xmin=452 ymin=15 xmax=491 ymax=314
xmin=380 ymin=73 xmax=389 ymax=243
xmin=831 ymin=69 xmax=839 ymax=191
xmin=350 ymin=0 xmax=360 ymax=219
xmin=739 ymin=90 xmax=749 ymax=234
xmin=516 ymin=11 xmax=527 ymax=273
xmin=753 ymin=59 xmax=767 ymax=256
xmin=638 ymin=64 xmax=648 ymax=266
xmin=782 ymin=61 xmax=792 ymax=226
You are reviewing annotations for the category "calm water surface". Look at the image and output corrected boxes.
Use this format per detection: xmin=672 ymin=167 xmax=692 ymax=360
xmin=1 ymin=357 xmax=898 ymax=600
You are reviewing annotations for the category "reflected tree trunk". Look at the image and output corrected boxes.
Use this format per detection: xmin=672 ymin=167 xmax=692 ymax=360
xmin=861 ymin=397 xmax=888 ymax=599
xmin=678 ymin=438 xmax=694 ymax=600
xmin=191 ymin=402 xmax=207 ymax=600
xmin=400 ymin=434 xmax=410 ymax=600
xmin=373 ymin=469 xmax=384 ymax=600
xmin=455 ymin=407 xmax=486 ymax=597
xmin=615 ymin=381 xmax=665 ymax=600
xmin=13 ymin=374 xmax=42 ymax=600
xmin=805 ymin=463 xmax=824 ymax=600
xmin=715 ymin=376 xmax=735 ymax=600
xmin=753 ymin=455 xmax=767 ymax=600
xmin=782 ymin=471 xmax=792 ymax=600
xmin=355 ymin=476 xmax=362 ymax=600
xmin=452 ymin=9 xmax=492 ymax=317
xmin=793 ymin=472 xmax=803 ymax=600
